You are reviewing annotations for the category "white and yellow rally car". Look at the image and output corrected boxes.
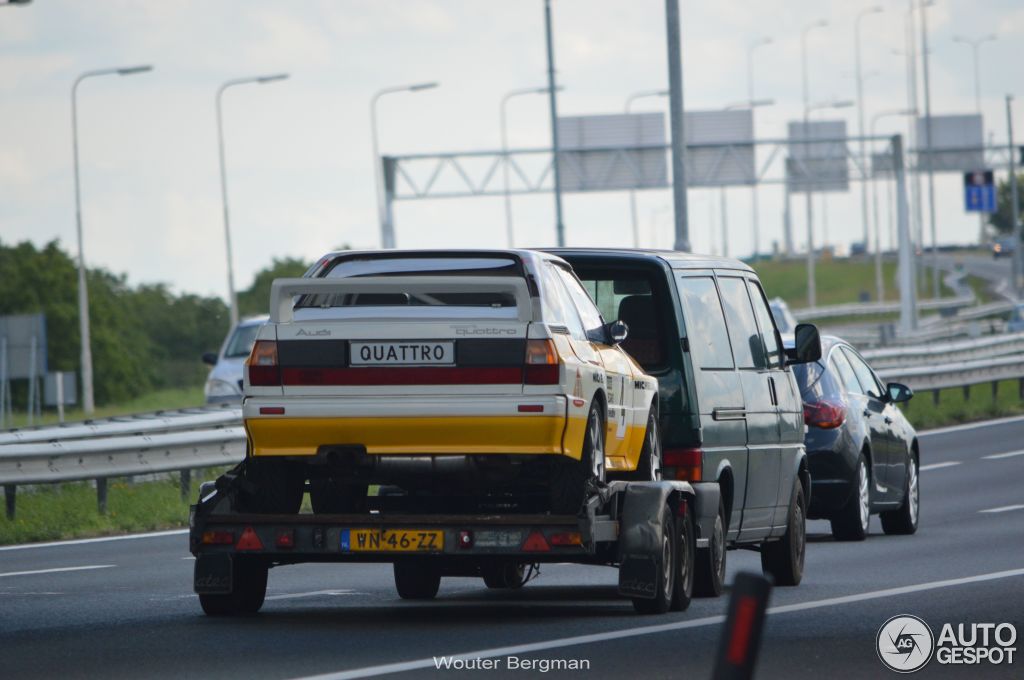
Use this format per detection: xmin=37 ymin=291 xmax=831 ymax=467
xmin=240 ymin=250 xmax=660 ymax=515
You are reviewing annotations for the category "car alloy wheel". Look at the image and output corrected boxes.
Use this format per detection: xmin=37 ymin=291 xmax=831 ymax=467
xmin=857 ymin=460 xmax=870 ymax=534
xmin=907 ymin=458 xmax=919 ymax=527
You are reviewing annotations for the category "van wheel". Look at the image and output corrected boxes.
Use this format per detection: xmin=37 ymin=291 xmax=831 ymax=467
xmin=632 ymin=503 xmax=675 ymax=615
xmin=881 ymin=455 xmax=919 ymax=535
xmin=482 ymin=562 xmax=528 ymax=589
xmin=310 ymin=478 xmax=368 ymax=514
xmin=671 ymin=500 xmax=695 ymax=612
xmin=550 ymin=404 xmax=605 ymax=514
xmin=626 ymin=407 xmax=661 ymax=481
xmin=236 ymin=458 xmax=303 ymax=514
xmin=694 ymin=498 xmax=726 ymax=597
xmin=394 ymin=560 xmax=441 ymax=600
xmin=830 ymin=454 xmax=869 ymax=541
xmin=198 ymin=557 xmax=268 ymax=616
xmin=761 ymin=481 xmax=806 ymax=586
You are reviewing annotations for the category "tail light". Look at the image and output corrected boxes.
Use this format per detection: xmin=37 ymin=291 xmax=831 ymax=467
xmin=524 ymin=339 xmax=560 ymax=385
xmin=803 ymin=399 xmax=846 ymax=429
xmin=663 ymin=448 xmax=703 ymax=482
xmin=247 ymin=340 xmax=280 ymax=386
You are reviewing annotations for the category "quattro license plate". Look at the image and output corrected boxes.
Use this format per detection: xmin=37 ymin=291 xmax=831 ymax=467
xmin=350 ymin=341 xmax=454 ymax=366
xmin=341 ymin=529 xmax=444 ymax=553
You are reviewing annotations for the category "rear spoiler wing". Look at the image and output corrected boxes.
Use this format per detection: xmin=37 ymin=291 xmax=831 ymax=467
xmin=268 ymin=276 xmax=535 ymax=324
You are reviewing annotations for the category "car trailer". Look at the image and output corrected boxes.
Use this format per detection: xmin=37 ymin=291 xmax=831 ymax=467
xmin=190 ymin=472 xmax=720 ymax=616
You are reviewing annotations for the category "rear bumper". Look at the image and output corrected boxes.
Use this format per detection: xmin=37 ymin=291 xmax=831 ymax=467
xmin=244 ymin=395 xmax=580 ymax=458
xmin=806 ymin=438 xmax=858 ymax=518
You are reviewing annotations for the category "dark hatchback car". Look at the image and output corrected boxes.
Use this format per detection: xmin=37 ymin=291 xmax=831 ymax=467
xmin=788 ymin=335 xmax=920 ymax=541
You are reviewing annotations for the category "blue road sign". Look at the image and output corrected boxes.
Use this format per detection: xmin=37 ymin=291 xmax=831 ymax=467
xmin=964 ymin=170 xmax=996 ymax=213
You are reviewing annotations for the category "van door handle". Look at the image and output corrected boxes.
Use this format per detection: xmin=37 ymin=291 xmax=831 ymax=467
xmin=712 ymin=407 xmax=747 ymax=421
xmin=767 ymin=377 xmax=778 ymax=406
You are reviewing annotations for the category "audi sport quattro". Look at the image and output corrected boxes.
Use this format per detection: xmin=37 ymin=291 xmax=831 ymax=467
xmin=238 ymin=250 xmax=661 ymax=515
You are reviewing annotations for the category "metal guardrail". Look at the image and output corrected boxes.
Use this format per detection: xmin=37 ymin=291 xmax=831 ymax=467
xmin=878 ymin=355 xmax=1024 ymax=393
xmin=0 ymin=407 xmax=242 ymax=446
xmin=863 ymin=332 xmax=1024 ymax=368
xmin=793 ymin=294 xmax=975 ymax=322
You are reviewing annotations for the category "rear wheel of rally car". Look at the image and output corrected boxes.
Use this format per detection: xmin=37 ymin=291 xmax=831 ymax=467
xmin=549 ymin=403 xmax=606 ymax=515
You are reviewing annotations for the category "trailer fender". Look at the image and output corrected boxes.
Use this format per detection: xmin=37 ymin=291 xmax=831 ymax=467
xmin=617 ymin=481 xmax=693 ymax=600
xmin=194 ymin=553 xmax=233 ymax=595
xmin=689 ymin=481 xmax=722 ymax=547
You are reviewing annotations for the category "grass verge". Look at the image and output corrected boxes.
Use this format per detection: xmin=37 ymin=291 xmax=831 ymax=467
xmin=901 ymin=379 xmax=1024 ymax=431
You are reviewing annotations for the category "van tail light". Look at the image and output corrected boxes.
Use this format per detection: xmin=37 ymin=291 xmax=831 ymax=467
xmin=524 ymin=339 xmax=560 ymax=385
xmin=247 ymin=340 xmax=280 ymax=386
xmin=803 ymin=399 xmax=846 ymax=429
xmin=663 ymin=448 xmax=703 ymax=482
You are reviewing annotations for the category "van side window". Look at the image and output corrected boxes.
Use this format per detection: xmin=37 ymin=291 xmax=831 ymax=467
xmin=717 ymin=277 xmax=766 ymax=370
xmin=542 ymin=263 xmax=587 ymax=340
xmin=745 ymin=280 xmax=783 ymax=369
xmin=676 ymin=276 xmax=734 ymax=369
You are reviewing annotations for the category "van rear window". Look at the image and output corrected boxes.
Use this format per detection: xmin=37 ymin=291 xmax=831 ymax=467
xmin=577 ymin=272 xmax=668 ymax=372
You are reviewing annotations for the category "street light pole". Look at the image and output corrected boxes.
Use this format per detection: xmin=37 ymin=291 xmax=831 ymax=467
xmin=624 ymin=89 xmax=669 ymax=247
xmin=544 ymin=0 xmax=566 ymax=247
xmin=1008 ymin=95 xmax=1022 ymax=298
xmin=71 ymin=65 xmax=153 ymax=415
xmin=216 ymin=73 xmax=288 ymax=328
xmin=801 ymin=19 xmax=827 ymax=308
xmin=855 ymin=6 xmax=883 ymax=253
xmin=370 ymin=81 xmax=439 ymax=250
xmin=502 ymin=86 xmax=559 ymax=248
xmin=918 ymin=0 xmax=940 ymax=299
xmin=747 ymin=37 xmax=772 ymax=259
xmin=665 ymin=0 xmax=690 ymax=251
xmin=953 ymin=33 xmax=997 ymax=244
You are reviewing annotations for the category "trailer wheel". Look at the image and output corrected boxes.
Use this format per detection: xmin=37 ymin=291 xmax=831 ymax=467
xmin=394 ymin=560 xmax=441 ymax=600
xmin=761 ymin=480 xmax=806 ymax=587
xmin=310 ymin=478 xmax=368 ymax=514
xmin=671 ymin=500 xmax=695 ymax=612
xmin=482 ymin=562 xmax=528 ymax=589
xmin=694 ymin=498 xmax=727 ymax=597
xmin=236 ymin=458 xmax=303 ymax=514
xmin=198 ymin=557 xmax=267 ymax=616
xmin=550 ymin=404 xmax=605 ymax=514
xmin=632 ymin=503 xmax=675 ymax=615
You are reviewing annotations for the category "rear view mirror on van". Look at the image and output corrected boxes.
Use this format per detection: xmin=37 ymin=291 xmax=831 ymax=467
xmin=786 ymin=323 xmax=822 ymax=364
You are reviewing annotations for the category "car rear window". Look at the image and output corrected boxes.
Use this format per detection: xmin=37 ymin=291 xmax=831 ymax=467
xmin=297 ymin=256 xmax=521 ymax=310
xmin=792 ymin=360 xmax=842 ymax=401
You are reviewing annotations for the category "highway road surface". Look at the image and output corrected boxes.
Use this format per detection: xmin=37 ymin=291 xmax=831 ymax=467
xmin=1 ymin=416 xmax=1023 ymax=679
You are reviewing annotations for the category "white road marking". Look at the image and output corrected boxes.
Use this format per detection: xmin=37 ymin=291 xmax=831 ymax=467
xmin=290 ymin=567 xmax=1024 ymax=680
xmin=919 ymin=461 xmax=961 ymax=471
xmin=0 ymin=529 xmax=187 ymax=552
xmin=920 ymin=414 xmax=1024 ymax=437
xmin=979 ymin=504 xmax=1024 ymax=514
xmin=182 ymin=556 xmax=196 ymax=560
xmin=265 ymin=589 xmax=357 ymax=601
xmin=0 ymin=565 xmax=115 ymax=578
xmin=983 ymin=449 xmax=1024 ymax=460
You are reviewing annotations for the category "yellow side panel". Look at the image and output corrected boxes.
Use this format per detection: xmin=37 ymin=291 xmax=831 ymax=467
xmin=247 ymin=416 xmax=576 ymax=457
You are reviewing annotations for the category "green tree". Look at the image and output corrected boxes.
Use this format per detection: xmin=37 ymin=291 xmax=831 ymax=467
xmin=237 ymin=257 xmax=311 ymax=317
xmin=988 ymin=173 xmax=1024 ymax=235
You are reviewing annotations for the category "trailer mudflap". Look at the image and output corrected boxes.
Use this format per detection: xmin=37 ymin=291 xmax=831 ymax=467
xmin=194 ymin=553 xmax=233 ymax=595
xmin=616 ymin=481 xmax=692 ymax=599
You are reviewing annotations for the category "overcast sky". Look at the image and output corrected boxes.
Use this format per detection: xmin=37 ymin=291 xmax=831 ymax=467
xmin=1 ymin=0 xmax=1021 ymax=303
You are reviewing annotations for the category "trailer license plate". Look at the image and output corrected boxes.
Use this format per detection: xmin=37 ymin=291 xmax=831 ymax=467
xmin=341 ymin=529 xmax=444 ymax=552
xmin=350 ymin=341 xmax=454 ymax=366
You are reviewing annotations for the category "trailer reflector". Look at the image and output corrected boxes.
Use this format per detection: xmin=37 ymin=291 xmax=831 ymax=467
xmin=521 ymin=530 xmax=550 ymax=552
xmin=275 ymin=529 xmax=295 ymax=549
xmin=458 ymin=530 xmax=474 ymax=549
xmin=201 ymin=530 xmax=234 ymax=545
xmin=548 ymin=531 xmax=582 ymax=546
xmin=235 ymin=526 xmax=264 ymax=551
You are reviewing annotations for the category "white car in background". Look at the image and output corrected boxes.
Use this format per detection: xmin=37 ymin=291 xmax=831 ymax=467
xmin=201 ymin=315 xmax=268 ymax=404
